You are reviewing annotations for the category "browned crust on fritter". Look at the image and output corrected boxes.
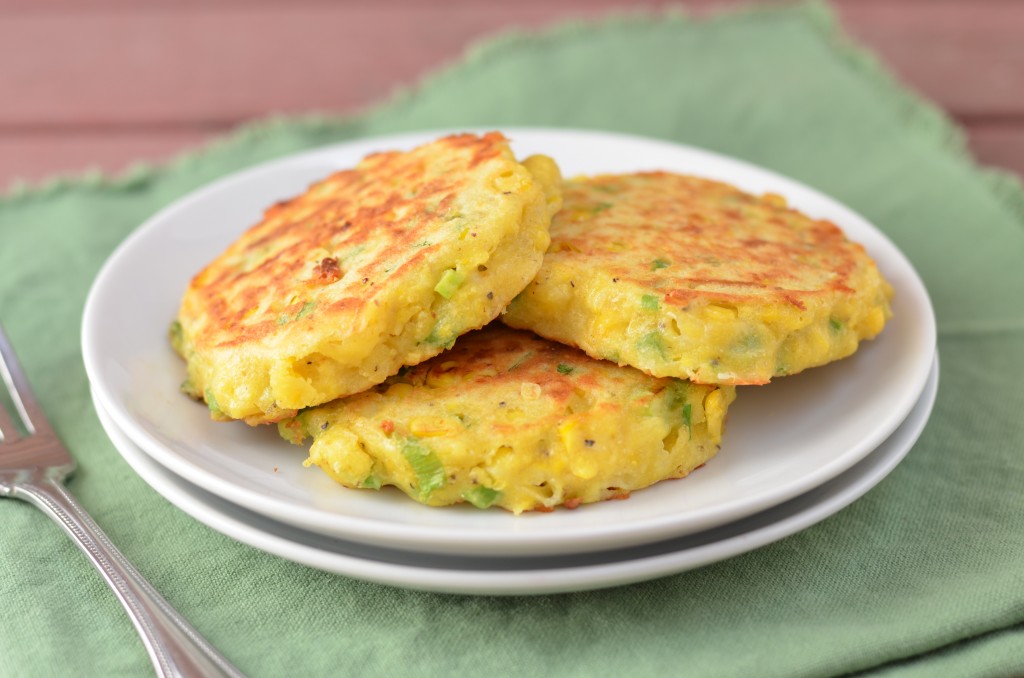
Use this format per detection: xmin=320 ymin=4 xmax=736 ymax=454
xmin=552 ymin=172 xmax=863 ymax=310
xmin=183 ymin=132 xmax=507 ymax=352
xmin=377 ymin=326 xmax=617 ymax=420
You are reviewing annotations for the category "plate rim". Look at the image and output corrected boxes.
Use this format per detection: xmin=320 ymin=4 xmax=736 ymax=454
xmin=92 ymin=356 xmax=939 ymax=595
xmin=82 ymin=126 xmax=938 ymax=556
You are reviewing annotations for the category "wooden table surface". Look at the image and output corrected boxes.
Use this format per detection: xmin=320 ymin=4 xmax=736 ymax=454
xmin=1 ymin=0 xmax=1021 ymax=187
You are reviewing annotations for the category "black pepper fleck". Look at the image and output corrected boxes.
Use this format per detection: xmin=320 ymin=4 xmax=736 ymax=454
xmin=486 ymin=292 xmax=494 ymax=300
xmin=584 ymin=439 xmax=595 ymax=447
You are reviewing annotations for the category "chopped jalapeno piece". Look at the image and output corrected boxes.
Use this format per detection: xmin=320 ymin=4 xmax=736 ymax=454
xmin=640 ymin=294 xmax=660 ymax=310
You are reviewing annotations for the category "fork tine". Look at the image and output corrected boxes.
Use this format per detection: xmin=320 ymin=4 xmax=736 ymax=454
xmin=0 ymin=387 xmax=20 ymax=442
xmin=0 ymin=324 xmax=50 ymax=438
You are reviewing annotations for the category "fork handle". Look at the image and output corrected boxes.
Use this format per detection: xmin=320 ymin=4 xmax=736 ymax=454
xmin=14 ymin=476 xmax=245 ymax=678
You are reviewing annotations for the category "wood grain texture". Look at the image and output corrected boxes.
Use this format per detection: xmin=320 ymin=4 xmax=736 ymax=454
xmin=0 ymin=4 xmax=656 ymax=126
xmin=837 ymin=1 xmax=1024 ymax=117
xmin=1 ymin=1 xmax=1021 ymax=125
xmin=0 ymin=131 xmax=216 ymax=186
xmin=967 ymin=124 xmax=1024 ymax=179
xmin=0 ymin=0 xmax=1020 ymax=186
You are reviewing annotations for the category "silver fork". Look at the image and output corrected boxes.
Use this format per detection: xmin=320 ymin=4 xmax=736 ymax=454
xmin=0 ymin=325 xmax=245 ymax=678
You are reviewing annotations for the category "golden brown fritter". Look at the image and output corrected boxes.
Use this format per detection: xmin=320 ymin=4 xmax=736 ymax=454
xmin=503 ymin=172 xmax=892 ymax=385
xmin=280 ymin=326 xmax=735 ymax=513
xmin=173 ymin=132 xmax=562 ymax=424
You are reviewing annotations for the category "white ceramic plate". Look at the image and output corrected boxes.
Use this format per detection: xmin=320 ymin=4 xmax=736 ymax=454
xmin=92 ymin=357 xmax=938 ymax=595
xmin=82 ymin=128 xmax=937 ymax=557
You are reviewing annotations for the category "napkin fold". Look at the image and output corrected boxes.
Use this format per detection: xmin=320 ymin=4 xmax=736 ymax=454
xmin=2 ymin=2 xmax=1023 ymax=676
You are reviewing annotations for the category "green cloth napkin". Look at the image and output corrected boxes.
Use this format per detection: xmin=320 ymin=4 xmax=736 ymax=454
xmin=2 ymin=3 xmax=1022 ymax=676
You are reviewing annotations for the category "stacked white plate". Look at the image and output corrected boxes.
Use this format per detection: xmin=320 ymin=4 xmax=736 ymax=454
xmin=82 ymin=129 xmax=938 ymax=595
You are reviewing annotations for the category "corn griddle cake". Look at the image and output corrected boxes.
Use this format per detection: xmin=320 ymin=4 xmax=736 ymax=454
xmin=279 ymin=325 xmax=735 ymax=514
xmin=172 ymin=132 xmax=562 ymax=424
xmin=502 ymin=172 xmax=893 ymax=385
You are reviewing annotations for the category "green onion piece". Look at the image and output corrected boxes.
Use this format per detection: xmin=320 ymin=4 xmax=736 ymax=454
xmin=829 ymin=318 xmax=843 ymax=333
xmin=664 ymin=381 xmax=686 ymax=410
xmin=204 ymin=389 xmax=224 ymax=417
xmin=737 ymin=334 xmax=760 ymax=352
xmin=651 ymin=258 xmax=671 ymax=270
xmin=462 ymin=486 xmax=502 ymax=509
xmin=296 ymin=301 xmax=316 ymax=319
xmin=179 ymin=378 xmax=198 ymax=398
xmin=424 ymin=324 xmax=454 ymax=348
xmin=556 ymin=363 xmax=575 ymax=375
xmin=276 ymin=419 xmax=307 ymax=445
xmin=402 ymin=439 xmax=446 ymax=500
xmin=683 ymin=403 xmax=692 ymax=431
xmin=638 ymin=331 xmax=667 ymax=359
xmin=434 ymin=269 xmax=466 ymax=299
xmin=360 ymin=475 xmax=382 ymax=490
xmin=168 ymin=320 xmax=184 ymax=353
xmin=507 ymin=351 xmax=534 ymax=372
xmin=592 ymin=201 xmax=613 ymax=213
xmin=640 ymin=294 xmax=660 ymax=310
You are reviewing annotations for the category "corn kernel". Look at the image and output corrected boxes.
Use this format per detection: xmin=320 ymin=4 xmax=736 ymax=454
xmin=410 ymin=416 xmax=454 ymax=437
xmin=385 ymin=383 xmax=414 ymax=399
xmin=704 ymin=389 xmax=725 ymax=442
xmin=521 ymin=382 xmax=542 ymax=400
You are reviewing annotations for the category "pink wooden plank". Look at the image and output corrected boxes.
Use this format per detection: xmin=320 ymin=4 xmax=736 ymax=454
xmin=967 ymin=125 xmax=1024 ymax=179
xmin=837 ymin=1 xmax=1024 ymax=117
xmin=1 ymin=122 xmax=1019 ymax=192
xmin=0 ymin=0 xmax=705 ymax=10
xmin=0 ymin=3 xmax=644 ymax=126
xmin=0 ymin=1 xmax=1019 ymax=188
xmin=0 ymin=1 xmax=1019 ymax=128
xmin=0 ymin=130 xmax=215 ymax=188
xmin=0 ymin=0 xmax=983 ymax=9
